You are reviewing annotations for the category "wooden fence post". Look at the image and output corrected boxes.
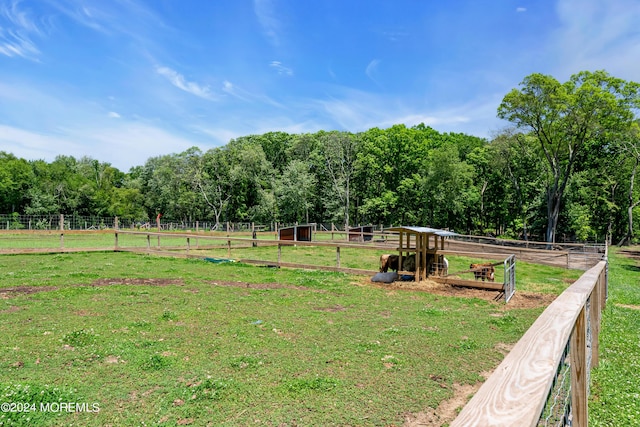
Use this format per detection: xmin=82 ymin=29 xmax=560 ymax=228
xmin=186 ymin=237 xmax=190 ymax=254
xmin=60 ymin=214 xmax=64 ymax=249
xmin=278 ymin=243 xmax=282 ymax=265
xmin=147 ymin=234 xmax=151 ymax=251
xmin=227 ymin=234 xmax=231 ymax=258
xmin=590 ymin=287 xmax=600 ymax=368
xmin=115 ymin=232 xmax=119 ymax=250
xmin=571 ymin=307 xmax=588 ymax=426
xmin=252 ymin=222 xmax=257 ymax=247
xmin=336 ymin=246 xmax=341 ymax=268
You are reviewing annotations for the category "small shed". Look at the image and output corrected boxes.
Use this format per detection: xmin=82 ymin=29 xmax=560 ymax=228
xmin=386 ymin=226 xmax=457 ymax=282
xmin=348 ymin=225 xmax=374 ymax=242
xmin=279 ymin=224 xmax=313 ymax=242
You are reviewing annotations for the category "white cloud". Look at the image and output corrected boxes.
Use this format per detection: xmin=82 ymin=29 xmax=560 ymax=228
xmin=516 ymin=7 xmax=527 ymax=13
xmin=156 ymin=66 xmax=216 ymax=100
xmin=270 ymin=61 xmax=293 ymax=76
xmin=221 ymin=80 xmax=283 ymax=107
xmin=108 ymin=111 xmax=121 ymax=118
xmin=0 ymin=0 xmax=43 ymax=59
xmin=0 ymin=122 xmax=202 ymax=170
xmin=365 ymin=59 xmax=381 ymax=84
xmin=254 ymin=0 xmax=280 ymax=46
xmin=192 ymin=126 xmax=241 ymax=145
xmin=311 ymin=87 xmax=501 ymax=138
xmin=552 ymin=0 xmax=640 ymax=81
xmin=0 ymin=125 xmax=86 ymax=160
xmin=382 ymin=30 xmax=409 ymax=42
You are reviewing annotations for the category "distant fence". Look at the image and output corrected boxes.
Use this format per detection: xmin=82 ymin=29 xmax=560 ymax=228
xmin=452 ymin=260 xmax=608 ymax=426
xmin=0 ymin=215 xmax=385 ymax=233
xmin=0 ymin=215 xmax=605 ymax=270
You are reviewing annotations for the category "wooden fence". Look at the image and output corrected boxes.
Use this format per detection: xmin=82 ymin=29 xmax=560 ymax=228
xmin=451 ymin=259 xmax=608 ymax=427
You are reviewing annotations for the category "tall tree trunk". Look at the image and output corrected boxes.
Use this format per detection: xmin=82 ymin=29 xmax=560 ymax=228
xmin=619 ymin=158 xmax=639 ymax=246
xmin=546 ymin=190 xmax=562 ymax=245
xmin=345 ymin=178 xmax=350 ymax=231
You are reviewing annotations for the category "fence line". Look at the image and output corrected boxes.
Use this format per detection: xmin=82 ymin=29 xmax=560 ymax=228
xmin=451 ymin=259 xmax=608 ymax=427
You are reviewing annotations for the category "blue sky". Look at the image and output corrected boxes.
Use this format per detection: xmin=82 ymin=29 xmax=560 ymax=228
xmin=1 ymin=0 xmax=639 ymax=171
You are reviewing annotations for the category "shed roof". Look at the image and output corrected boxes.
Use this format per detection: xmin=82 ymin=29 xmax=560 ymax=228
xmin=386 ymin=226 xmax=458 ymax=237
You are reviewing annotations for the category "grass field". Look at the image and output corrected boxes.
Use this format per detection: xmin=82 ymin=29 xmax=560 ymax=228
xmin=0 ymin=247 xmax=585 ymax=427
xmin=589 ymin=247 xmax=640 ymax=426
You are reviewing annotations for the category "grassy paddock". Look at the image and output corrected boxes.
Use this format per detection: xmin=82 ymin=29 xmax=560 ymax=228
xmin=589 ymin=247 xmax=640 ymax=426
xmin=0 ymin=250 xmax=579 ymax=426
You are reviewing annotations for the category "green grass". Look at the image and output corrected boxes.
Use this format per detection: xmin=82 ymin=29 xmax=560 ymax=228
xmin=0 ymin=251 xmax=562 ymax=426
xmin=589 ymin=247 xmax=640 ymax=426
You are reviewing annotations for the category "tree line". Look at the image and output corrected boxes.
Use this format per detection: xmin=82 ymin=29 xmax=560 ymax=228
xmin=1 ymin=70 xmax=638 ymax=244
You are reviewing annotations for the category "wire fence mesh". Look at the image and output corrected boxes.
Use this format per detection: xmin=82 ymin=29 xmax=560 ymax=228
xmin=538 ymin=343 xmax=573 ymax=427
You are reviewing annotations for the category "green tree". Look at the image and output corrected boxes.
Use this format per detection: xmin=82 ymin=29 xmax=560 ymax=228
xmin=490 ymin=129 xmax=546 ymax=240
xmin=275 ymin=160 xmax=317 ymax=223
xmin=192 ymin=147 xmax=233 ymax=230
xmin=223 ymin=138 xmax=274 ymax=222
xmin=498 ymin=70 xmax=640 ymax=243
xmin=0 ymin=152 xmax=33 ymax=212
xmin=422 ymin=143 xmax=477 ymax=232
xmin=140 ymin=148 xmax=203 ymax=221
xmin=617 ymin=122 xmax=640 ymax=244
xmin=319 ymin=131 xmax=362 ymax=229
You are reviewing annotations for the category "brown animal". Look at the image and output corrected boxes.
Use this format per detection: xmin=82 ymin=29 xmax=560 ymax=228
xmin=380 ymin=254 xmax=399 ymax=272
xmin=470 ymin=263 xmax=495 ymax=282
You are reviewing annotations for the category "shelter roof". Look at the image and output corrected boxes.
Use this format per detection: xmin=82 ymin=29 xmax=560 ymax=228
xmin=386 ymin=226 xmax=458 ymax=237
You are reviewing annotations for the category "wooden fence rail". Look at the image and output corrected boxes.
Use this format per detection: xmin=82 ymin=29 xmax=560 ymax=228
xmin=451 ymin=260 xmax=608 ymax=427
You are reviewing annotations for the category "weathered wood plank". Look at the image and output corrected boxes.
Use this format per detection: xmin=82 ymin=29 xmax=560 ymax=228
xmin=451 ymin=261 xmax=606 ymax=427
xmin=431 ymin=277 xmax=504 ymax=291
xmin=571 ymin=307 xmax=588 ymax=426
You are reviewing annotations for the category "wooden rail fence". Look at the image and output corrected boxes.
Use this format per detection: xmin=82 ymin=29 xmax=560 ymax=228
xmin=451 ymin=259 xmax=608 ymax=427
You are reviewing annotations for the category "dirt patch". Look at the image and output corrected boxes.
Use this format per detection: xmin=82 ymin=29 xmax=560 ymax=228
xmin=1 ymin=279 xmax=184 ymax=300
xmin=494 ymin=342 xmax=514 ymax=356
xmin=208 ymin=281 xmax=327 ymax=293
xmin=313 ymin=305 xmax=347 ymax=312
xmin=619 ymin=248 xmax=640 ymax=260
xmin=363 ymin=278 xmax=555 ymax=309
xmin=505 ymin=291 xmax=557 ymax=309
xmin=74 ymin=309 xmax=102 ymax=316
xmin=90 ymin=278 xmax=184 ymax=287
xmin=0 ymin=286 xmax=58 ymax=299
xmin=0 ymin=305 xmax=21 ymax=314
xmin=403 ymin=380 xmax=487 ymax=427
xmin=616 ymin=303 xmax=640 ymax=310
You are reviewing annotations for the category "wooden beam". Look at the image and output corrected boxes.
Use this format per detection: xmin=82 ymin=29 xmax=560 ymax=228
xmin=571 ymin=307 xmax=588 ymax=426
xmin=431 ymin=277 xmax=504 ymax=291
xmin=451 ymin=261 xmax=606 ymax=426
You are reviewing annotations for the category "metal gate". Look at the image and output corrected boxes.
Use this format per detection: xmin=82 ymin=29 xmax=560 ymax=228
xmin=503 ymin=255 xmax=516 ymax=303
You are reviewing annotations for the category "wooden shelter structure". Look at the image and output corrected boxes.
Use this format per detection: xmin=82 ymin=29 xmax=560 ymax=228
xmin=387 ymin=226 xmax=457 ymax=282
xmin=278 ymin=224 xmax=313 ymax=242
xmin=348 ymin=225 xmax=374 ymax=242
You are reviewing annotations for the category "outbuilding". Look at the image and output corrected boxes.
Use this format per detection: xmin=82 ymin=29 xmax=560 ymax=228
xmin=278 ymin=224 xmax=313 ymax=242
xmin=348 ymin=225 xmax=374 ymax=242
xmin=386 ymin=226 xmax=457 ymax=281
